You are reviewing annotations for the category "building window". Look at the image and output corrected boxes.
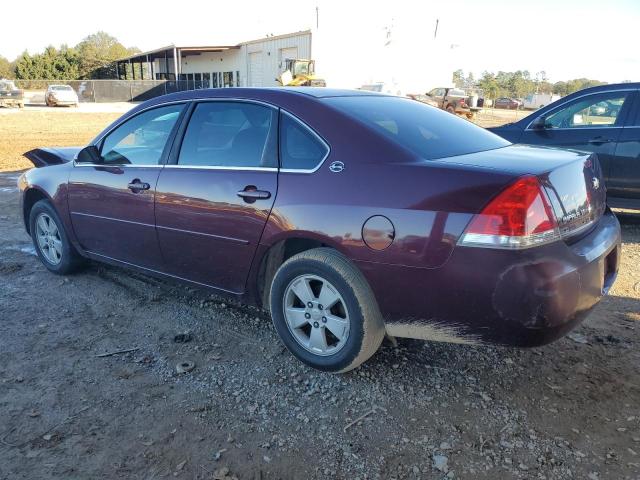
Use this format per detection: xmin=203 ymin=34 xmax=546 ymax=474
xmin=203 ymin=73 xmax=211 ymax=88
xmin=223 ymin=72 xmax=234 ymax=88
xmin=236 ymin=71 xmax=240 ymax=87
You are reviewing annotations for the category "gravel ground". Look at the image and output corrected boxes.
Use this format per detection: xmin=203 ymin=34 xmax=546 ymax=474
xmin=0 ymin=109 xmax=639 ymax=479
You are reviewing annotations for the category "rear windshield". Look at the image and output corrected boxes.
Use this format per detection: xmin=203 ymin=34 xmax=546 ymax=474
xmin=326 ymin=96 xmax=509 ymax=160
xmin=51 ymin=85 xmax=73 ymax=91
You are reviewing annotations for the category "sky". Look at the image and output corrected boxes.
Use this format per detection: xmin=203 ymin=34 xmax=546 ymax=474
xmin=1 ymin=0 xmax=638 ymax=86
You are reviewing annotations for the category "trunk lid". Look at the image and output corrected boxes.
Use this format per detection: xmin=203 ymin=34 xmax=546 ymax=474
xmin=542 ymin=154 xmax=607 ymax=239
xmin=23 ymin=147 xmax=82 ymax=168
xmin=434 ymin=144 xmax=607 ymax=238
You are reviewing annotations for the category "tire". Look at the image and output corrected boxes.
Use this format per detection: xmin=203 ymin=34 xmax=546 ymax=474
xmin=29 ymin=199 xmax=85 ymax=275
xmin=269 ymin=248 xmax=385 ymax=373
xmin=446 ymin=105 xmax=456 ymax=114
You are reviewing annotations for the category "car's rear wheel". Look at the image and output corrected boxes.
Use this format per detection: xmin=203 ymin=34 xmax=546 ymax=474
xmin=269 ymin=248 xmax=385 ymax=373
xmin=446 ymin=105 xmax=456 ymax=114
xmin=30 ymin=199 xmax=85 ymax=274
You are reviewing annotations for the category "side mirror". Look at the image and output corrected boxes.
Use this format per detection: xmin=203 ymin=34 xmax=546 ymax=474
xmin=530 ymin=116 xmax=547 ymax=130
xmin=76 ymin=145 xmax=102 ymax=164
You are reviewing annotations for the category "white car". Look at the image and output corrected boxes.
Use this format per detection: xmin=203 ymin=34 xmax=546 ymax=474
xmin=45 ymin=85 xmax=79 ymax=107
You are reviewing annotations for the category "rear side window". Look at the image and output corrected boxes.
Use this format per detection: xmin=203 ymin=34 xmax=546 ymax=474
xmin=280 ymin=113 xmax=329 ymax=171
xmin=325 ymin=96 xmax=509 ymax=160
xmin=178 ymin=102 xmax=277 ymax=168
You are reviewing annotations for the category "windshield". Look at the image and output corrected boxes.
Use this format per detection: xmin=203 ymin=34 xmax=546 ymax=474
xmin=325 ymin=96 xmax=509 ymax=160
xmin=294 ymin=61 xmax=311 ymax=76
xmin=0 ymin=81 xmax=17 ymax=91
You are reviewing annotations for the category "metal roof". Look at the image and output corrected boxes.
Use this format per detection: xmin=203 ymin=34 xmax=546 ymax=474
xmin=115 ymin=30 xmax=312 ymax=63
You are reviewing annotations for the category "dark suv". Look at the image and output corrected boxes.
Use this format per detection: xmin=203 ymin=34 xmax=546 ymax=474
xmin=489 ymin=83 xmax=640 ymax=209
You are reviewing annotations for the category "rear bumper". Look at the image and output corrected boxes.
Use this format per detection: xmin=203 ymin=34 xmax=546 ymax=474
xmin=357 ymin=209 xmax=621 ymax=347
xmin=0 ymin=98 xmax=24 ymax=106
xmin=50 ymin=100 xmax=78 ymax=105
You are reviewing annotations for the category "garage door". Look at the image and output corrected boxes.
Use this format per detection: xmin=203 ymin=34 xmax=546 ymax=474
xmin=248 ymin=52 xmax=263 ymax=87
xmin=280 ymin=47 xmax=298 ymax=63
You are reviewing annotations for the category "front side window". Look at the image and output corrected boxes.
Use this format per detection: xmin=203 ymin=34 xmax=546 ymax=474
xmin=279 ymin=113 xmax=329 ymax=171
xmin=178 ymin=102 xmax=277 ymax=168
xmin=544 ymin=92 xmax=629 ymax=129
xmin=100 ymin=104 xmax=184 ymax=165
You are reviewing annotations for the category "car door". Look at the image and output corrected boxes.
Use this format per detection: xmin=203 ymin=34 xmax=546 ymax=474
xmin=609 ymin=90 xmax=640 ymax=200
xmin=428 ymin=88 xmax=444 ymax=108
xmin=519 ymin=90 xmax=635 ymax=184
xmin=154 ymin=100 xmax=278 ymax=294
xmin=68 ymin=103 xmax=186 ymax=269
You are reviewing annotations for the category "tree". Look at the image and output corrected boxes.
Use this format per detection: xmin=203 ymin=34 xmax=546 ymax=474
xmin=76 ymin=32 xmax=139 ymax=79
xmin=452 ymin=69 xmax=464 ymax=88
xmin=14 ymin=46 xmax=80 ymax=80
xmin=478 ymin=71 xmax=499 ymax=100
xmin=0 ymin=56 xmax=14 ymax=78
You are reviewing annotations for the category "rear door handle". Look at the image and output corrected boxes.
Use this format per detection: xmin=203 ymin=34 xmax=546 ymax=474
xmin=588 ymin=136 xmax=613 ymax=145
xmin=128 ymin=179 xmax=150 ymax=192
xmin=237 ymin=186 xmax=271 ymax=202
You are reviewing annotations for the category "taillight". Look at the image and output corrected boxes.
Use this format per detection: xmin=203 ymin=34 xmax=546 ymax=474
xmin=459 ymin=176 xmax=560 ymax=249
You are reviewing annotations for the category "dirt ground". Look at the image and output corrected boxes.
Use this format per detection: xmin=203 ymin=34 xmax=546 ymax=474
xmin=0 ymin=107 xmax=128 ymax=172
xmin=0 ymin=107 xmax=639 ymax=479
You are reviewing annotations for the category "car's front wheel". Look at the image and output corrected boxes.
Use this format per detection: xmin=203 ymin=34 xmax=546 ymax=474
xmin=29 ymin=199 xmax=85 ymax=274
xmin=269 ymin=248 xmax=385 ymax=373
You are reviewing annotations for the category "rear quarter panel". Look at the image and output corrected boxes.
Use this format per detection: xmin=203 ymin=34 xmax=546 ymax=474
xmin=259 ymin=98 xmax=517 ymax=272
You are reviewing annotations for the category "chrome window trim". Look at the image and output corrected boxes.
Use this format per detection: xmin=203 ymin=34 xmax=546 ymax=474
xmin=164 ymin=165 xmax=278 ymax=172
xmin=74 ymin=96 xmax=332 ymax=174
xmin=524 ymin=126 xmax=624 ymax=132
xmin=279 ymin=109 xmax=331 ymax=174
xmin=524 ymin=88 xmax=637 ymax=131
xmin=73 ymin=162 xmax=163 ymax=168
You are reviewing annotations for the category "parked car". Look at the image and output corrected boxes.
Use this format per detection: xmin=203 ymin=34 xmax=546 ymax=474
xmin=493 ymin=97 xmax=521 ymax=109
xmin=426 ymin=87 xmax=481 ymax=119
xmin=45 ymin=85 xmax=79 ymax=107
xmin=20 ymin=88 xmax=620 ymax=372
xmin=0 ymin=79 xmax=24 ymax=108
xmin=489 ymin=82 xmax=640 ymax=210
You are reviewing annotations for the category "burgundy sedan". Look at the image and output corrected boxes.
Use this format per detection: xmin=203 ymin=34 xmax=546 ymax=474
xmin=19 ymin=88 xmax=621 ymax=373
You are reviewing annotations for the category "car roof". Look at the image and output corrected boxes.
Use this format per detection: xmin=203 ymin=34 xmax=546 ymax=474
xmin=144 ymin=87 xmax=387 ymax=105
xmin=564 ymin=82 xmax=640 ymax=97
xmin=266 ymin=87 xmax=387 ymax=98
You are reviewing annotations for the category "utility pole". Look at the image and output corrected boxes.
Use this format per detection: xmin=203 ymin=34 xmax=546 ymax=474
xmin=316 ymin=6 xmax=319 ymax=29
xmin=434 ymin=19 xmax=439 ymax=39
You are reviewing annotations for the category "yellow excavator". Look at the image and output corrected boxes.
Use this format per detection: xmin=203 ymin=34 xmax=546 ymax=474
xmin=277 ymin=59 xmax=326 ymax=87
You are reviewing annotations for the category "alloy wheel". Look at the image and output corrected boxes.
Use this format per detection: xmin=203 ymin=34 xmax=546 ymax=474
xmin=283 ymin=274 xmax=350 ymax=356
xmin=35 ymin=213 xmax=63 ymax=265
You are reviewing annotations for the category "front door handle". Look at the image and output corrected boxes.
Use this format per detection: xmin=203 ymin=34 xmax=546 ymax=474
xmin=588 ymin=136 xmax=613 ymax=145
xmin=128 ymin=179 xmax=150 ymax=192
xmin=237 ymin=186 xmax=271 ymax=202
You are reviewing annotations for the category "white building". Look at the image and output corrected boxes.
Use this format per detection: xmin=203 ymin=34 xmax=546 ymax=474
xmin=115 ymin=30 xmax=312 ymax=88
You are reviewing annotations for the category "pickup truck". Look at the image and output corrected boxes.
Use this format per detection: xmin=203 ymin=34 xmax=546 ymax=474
xmin=0 ymin=79 xmax=25 ymax=108
xmin=426 ymin=87 xmax=481 ymax=119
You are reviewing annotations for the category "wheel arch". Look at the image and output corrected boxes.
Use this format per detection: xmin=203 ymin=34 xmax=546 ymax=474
xmin=253 ymin=233 xmax=350 ymax=310
xmin=22 ymin=187 xmax=53 ymax=234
